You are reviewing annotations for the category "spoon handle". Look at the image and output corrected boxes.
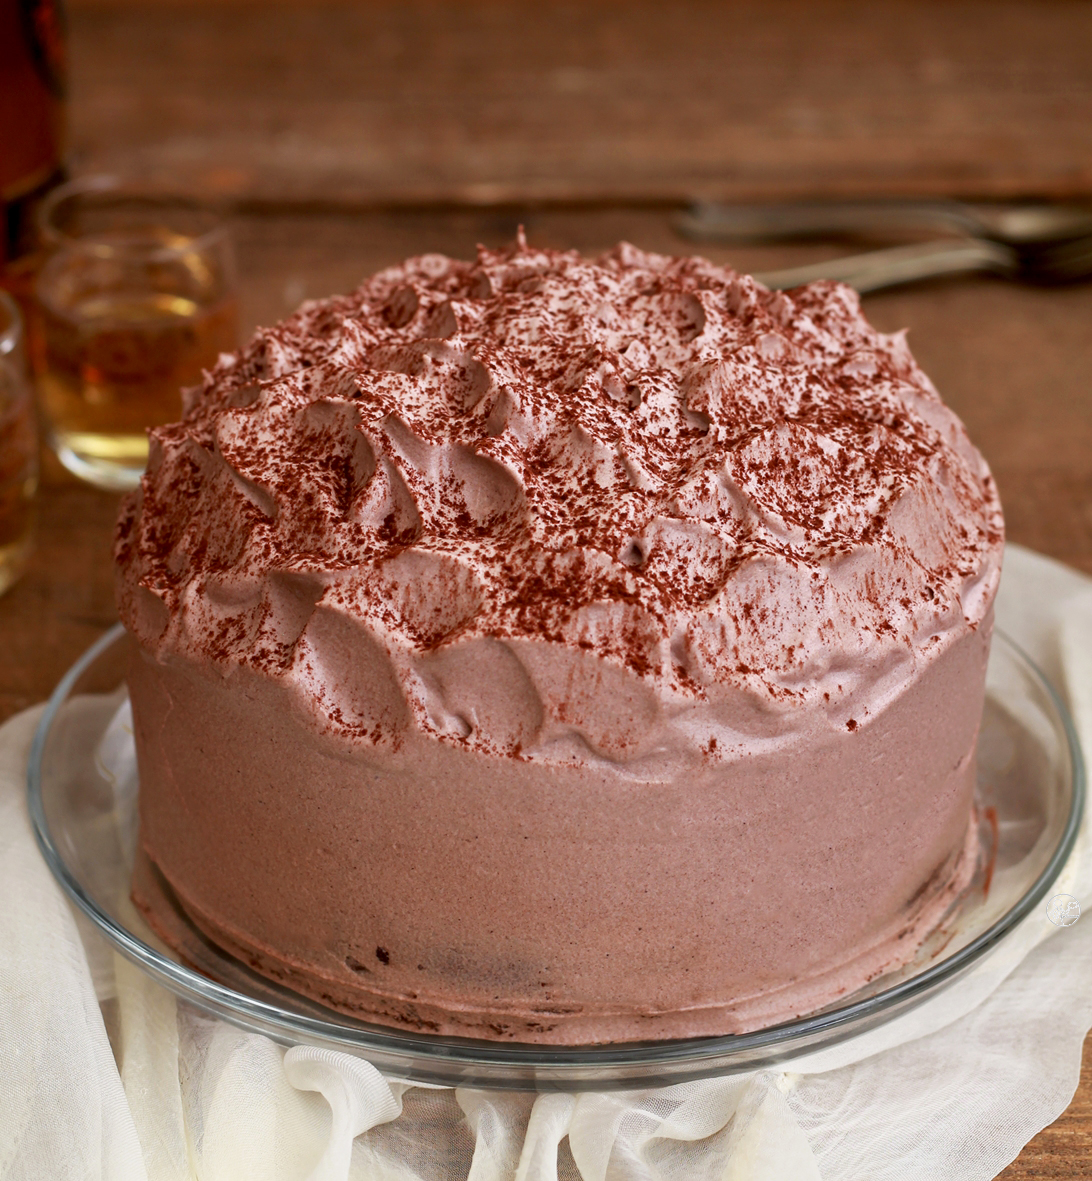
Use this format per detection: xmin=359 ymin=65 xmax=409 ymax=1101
xmin=754 ymin=239 xmax=1017 ymax=293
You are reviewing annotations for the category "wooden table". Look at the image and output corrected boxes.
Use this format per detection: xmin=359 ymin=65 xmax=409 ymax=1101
xmin=6 ymin=2 xmax=1092 ymax=1174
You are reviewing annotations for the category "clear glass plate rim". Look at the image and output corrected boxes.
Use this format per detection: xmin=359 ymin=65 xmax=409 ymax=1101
xmin=26 ymin=623 xmax=1087 ymax=1071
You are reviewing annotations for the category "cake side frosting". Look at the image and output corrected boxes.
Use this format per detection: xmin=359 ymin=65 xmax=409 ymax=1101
xmin=115 ymin=238 xmax=1004 ymax=774
xmin=126 ymin=620 xmax=987 ymax=1042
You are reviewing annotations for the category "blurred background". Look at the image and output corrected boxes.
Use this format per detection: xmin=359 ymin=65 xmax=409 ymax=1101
xmin=2 ymin=1 xmax=1092 ymax=1171
xmin=54 ymin=0 xmax=1092 ymax=320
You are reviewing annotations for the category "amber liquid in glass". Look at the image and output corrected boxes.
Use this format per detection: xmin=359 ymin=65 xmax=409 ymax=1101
xmin=37 ymin=289 xmax=238 ymax=488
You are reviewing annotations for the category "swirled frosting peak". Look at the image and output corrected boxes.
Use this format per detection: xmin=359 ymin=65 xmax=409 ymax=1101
xmin=116 ymin=237 xmax=1003 ymax=768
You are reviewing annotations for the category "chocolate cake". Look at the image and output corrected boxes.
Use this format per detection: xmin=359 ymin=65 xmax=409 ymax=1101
xmin=115 ymin=237 xmax=1004 ymax=1042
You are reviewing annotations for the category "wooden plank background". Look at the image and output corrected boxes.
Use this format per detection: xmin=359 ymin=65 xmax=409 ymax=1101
xmin=68 ymin=0 xmax=1092 ymax=205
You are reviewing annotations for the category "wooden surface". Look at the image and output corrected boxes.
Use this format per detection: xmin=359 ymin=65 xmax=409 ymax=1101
xmin=6 ymin=1 xmax=1092 ymax=1174
xmin=67 ymin=0 xmax=1092 ymax=205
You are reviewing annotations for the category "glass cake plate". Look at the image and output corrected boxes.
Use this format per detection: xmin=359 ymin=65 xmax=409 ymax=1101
xmin=28 ymin=625 xmax=1085 ymax=1091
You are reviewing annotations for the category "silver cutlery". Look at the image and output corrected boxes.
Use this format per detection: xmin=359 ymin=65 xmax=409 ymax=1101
xmin=675 ymin=200 xmax=1092 ymax=292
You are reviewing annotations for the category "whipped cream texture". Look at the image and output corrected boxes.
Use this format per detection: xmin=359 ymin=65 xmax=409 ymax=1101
xmin=116 ymin=238 xmax=1004 ymax=769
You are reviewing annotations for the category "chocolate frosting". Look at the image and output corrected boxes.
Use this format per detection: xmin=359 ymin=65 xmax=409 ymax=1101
xmin=115 ymin=238 xmax=1003 ymax=771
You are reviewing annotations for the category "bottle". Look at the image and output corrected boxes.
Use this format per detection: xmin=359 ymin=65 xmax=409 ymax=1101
xmin=0 ymin=0 xmax=67 ymax=293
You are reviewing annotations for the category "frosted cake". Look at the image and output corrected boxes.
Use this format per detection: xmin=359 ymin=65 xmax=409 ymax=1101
xmin=115 ymin=237 xmax=1004 ymax=1043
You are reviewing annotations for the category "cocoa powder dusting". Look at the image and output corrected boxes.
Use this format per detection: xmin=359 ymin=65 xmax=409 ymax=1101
xmin=115 ymin=238 xmax=1004 ymax=730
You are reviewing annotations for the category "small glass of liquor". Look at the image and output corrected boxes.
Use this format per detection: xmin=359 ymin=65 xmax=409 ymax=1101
xmin=33 ymin=176 xmax=238 ymax=490
xmin=0 ymin=291 xmax=39 ymax=597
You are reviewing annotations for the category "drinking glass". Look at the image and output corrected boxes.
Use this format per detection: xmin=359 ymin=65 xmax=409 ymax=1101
xmin=33 ymin=177 xmax=238 ymax=491
xmin=0 ymin=291 xmax=39 ymax=597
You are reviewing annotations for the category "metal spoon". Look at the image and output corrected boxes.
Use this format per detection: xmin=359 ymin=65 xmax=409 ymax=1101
xmin=676 ymin=200 xmax=1092 ymax=292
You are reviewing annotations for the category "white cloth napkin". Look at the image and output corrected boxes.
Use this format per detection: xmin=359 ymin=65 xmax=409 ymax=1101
xmin=3 ymin=543 xmax=1092 ymax=1181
